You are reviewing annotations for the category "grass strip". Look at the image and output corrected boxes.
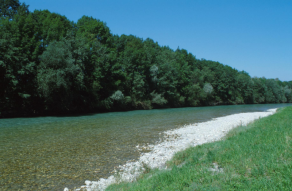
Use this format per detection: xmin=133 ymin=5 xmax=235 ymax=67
xmin=106 ymin=107 xmax=292 ymax=191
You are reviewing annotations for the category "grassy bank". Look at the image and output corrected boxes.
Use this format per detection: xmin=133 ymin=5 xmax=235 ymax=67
xmin=107 ymin=107 xmax=292 ymax=190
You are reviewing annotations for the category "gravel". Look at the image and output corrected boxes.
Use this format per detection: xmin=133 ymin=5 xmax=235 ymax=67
xmin=65 ymin=108 xmax=277 ymax=191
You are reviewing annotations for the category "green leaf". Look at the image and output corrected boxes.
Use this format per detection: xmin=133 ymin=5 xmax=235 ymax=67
xmin=18 ymin=93 xmax=31 ymax=99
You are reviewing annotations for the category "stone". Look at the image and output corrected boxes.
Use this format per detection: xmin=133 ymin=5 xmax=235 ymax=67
xmin=85 ymin=180 xmax=92 ymax=186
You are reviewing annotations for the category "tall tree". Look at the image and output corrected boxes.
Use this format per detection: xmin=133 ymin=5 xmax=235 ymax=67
xmin=0 ymin=0 xmax=28 ymax=19
xmin=235 ymin=71 xmax=254 ymax=104
xmin=0 ymin=4 xmax=37 ymax=115
xmin=77 ymin=15 xmax=113 ymax=47
xmin=37 ymin=35 xmax=85 ymax=113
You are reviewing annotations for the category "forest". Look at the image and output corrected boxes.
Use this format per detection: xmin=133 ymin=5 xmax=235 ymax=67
xmin=1 ymin=0 xmax=292 ymax=117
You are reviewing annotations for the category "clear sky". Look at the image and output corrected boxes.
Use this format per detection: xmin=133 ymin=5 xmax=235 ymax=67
xmin=23 ymin=0 xmax=292 ymax=81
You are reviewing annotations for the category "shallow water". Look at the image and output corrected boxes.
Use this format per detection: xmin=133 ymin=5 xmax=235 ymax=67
xmin=0 ymin=104 xmax=291 ymax=190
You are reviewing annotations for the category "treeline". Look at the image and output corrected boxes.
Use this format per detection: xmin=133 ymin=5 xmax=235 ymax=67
xmin=1 ymin=0 xmax=292 ymax=117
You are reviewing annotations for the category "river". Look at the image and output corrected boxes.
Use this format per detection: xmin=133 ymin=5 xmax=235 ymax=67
xmin=0 ymin=104 xmax=291 ymax=190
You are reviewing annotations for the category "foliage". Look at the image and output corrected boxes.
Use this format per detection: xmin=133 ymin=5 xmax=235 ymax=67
xmin=1 ymin=1 xmax=292 ymax=117
xmin=0 ymin=0 xmax=28 ymax=19
xmin=37 ymin=35 xmax=85 ymax=112
xmin=150 ymin=91 xmax=167 ymax=106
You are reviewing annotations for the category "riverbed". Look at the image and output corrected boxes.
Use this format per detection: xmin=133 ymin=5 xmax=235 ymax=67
xmin=0 ymin=104 xmax=291 ymax=190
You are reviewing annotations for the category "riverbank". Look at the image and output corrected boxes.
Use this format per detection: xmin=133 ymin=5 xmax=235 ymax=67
xmin=70 ymin=108 xmax=278 ymax=191
xmin=108 ymin=106 xmax=292 ymax=190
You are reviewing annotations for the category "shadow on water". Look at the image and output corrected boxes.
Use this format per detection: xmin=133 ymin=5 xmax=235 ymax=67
xmin=0 ymin=103 xmax=291 ymax=190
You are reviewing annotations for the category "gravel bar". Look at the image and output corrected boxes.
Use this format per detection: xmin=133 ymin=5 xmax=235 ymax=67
xmin=64 ymin=108 xmax=277 ymax=191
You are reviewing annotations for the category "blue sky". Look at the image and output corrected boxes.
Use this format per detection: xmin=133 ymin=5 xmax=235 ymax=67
xmin=24 ymin=0 xmax=292 ymax=81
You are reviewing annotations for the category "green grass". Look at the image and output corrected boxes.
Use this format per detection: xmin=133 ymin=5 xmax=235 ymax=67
xmin=106 ymin=107 xmax=292 ymax=191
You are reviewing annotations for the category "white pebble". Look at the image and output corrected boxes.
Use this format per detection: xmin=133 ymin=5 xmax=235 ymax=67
xmin=68 ymin=108 xmax=277 ymax=191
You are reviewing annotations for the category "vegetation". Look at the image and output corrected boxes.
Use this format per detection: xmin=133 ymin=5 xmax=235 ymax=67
xmin=1 ymin=0 xmax=292 ymax=117
xmin=107 ymin=106 xmax=292 ymax=190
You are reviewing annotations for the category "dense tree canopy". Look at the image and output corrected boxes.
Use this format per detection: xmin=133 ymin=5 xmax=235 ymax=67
xmin=1 ymin=1 xmax=291 ymax=117
xmin=0 ymin=0 xmax=28 ymax=19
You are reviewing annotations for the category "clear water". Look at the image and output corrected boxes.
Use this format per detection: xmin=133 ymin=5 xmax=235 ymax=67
xmin=0 ymin=104 xmax=291 ymax=190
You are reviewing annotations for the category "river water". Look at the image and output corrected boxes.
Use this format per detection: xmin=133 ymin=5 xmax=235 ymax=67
xmin=0 ymin=104 xmax=291 ymax=190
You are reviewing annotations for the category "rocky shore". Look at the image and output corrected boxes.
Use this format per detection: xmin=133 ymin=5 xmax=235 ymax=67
xmin=65 ymin=108 xmax=277 ymax=191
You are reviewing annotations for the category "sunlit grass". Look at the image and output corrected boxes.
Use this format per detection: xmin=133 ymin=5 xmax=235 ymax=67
xmin=107 ymin=106 xmax=292 ymax=190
